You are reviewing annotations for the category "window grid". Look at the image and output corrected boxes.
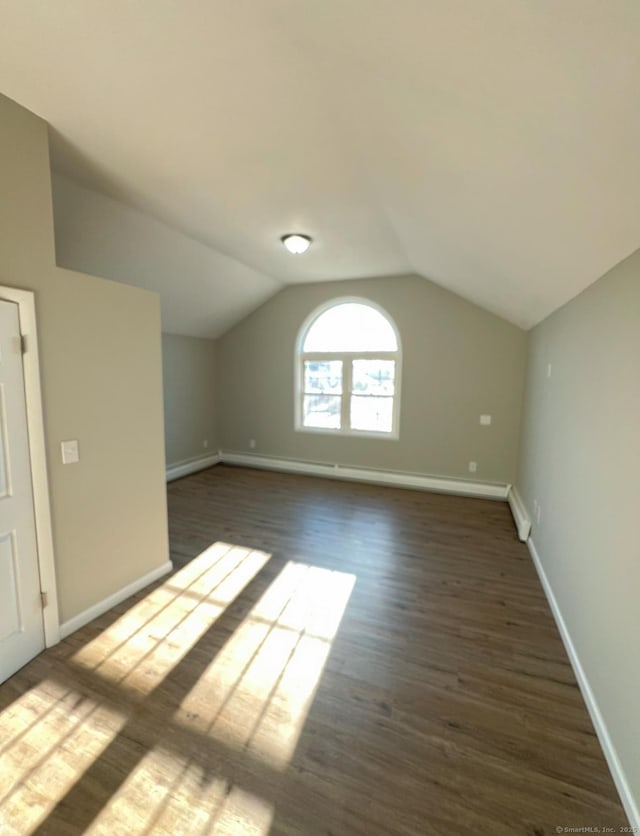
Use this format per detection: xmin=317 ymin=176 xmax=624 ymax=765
xmin=299 ymin=354 xmax=399 ymax=438
xmin=295 ymin=301 xmax=401 ymax=440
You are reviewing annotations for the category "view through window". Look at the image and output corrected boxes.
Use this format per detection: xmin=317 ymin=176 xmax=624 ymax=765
xmin=296 ymin=300 xmax=400 ymax=437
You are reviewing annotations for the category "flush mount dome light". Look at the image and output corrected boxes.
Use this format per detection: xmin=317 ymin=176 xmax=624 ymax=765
xmin=281 ymin=233 xmax=312 ymax=254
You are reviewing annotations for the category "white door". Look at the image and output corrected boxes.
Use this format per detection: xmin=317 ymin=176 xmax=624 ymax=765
xmin=0 ymin=299 xmax=44 ymax=682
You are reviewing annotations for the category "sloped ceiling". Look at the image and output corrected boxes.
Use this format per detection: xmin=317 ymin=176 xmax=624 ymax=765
xmin=1 ymin=1 xmax=639 ymax=331
xmin=51 ymin=172 xmax=281 ymax=338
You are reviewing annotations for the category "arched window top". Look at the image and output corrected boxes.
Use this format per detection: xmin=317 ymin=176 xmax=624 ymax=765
xmin=302 ymin=301 xmax=398 ymax=353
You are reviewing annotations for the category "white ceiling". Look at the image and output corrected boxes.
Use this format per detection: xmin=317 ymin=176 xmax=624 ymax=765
xmin=1 ymin=1 xmax=639 ymax=330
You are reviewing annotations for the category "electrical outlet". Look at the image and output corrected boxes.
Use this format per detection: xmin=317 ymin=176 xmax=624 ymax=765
xmin=203 ymin=439 xmax=208 ymax=449
xmin=536 ymin=503 xmax=542 ymax=525
xmin=249 ymin=439 xmax=256 ymax=449
xmin=547 ymin=363 xmax=552 ymax=378
xmin=468 ymin=461 xmax=477 ymax=473
xmin=479 ymin=414 xmax=492 ymax=425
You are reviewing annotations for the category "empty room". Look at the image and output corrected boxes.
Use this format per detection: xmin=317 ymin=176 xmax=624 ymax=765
xmin=0 ymin=2 xmax=638 ymax=834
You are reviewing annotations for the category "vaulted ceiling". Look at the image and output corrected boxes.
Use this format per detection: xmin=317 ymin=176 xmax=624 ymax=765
xmin=1 ymin=1 xmax=639 ymax=332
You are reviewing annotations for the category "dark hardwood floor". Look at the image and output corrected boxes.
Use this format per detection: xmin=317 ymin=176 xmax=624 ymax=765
xmin=0 ymin=465 xmax=627 ymax=834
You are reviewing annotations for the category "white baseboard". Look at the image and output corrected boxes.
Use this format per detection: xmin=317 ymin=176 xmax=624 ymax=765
xmin=59 ymin=561 xmax=173 ymax=640
xmin=507 ymin=486 xmax=531 ymax=541
xmin=166 ymin=453 xmax=221 ymax=482
xmin=220 ymin=451 xmax=508 ymax=500
xmin=527 ymin=538 xmax=639 ymax=829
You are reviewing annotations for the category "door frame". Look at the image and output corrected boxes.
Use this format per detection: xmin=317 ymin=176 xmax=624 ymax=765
xmin=0 ymin=286 xmax=59 ymax=646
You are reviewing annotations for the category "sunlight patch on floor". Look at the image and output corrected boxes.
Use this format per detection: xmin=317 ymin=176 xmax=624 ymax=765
xmin=176 ymin=561 xmax=356 ymax=769
xmin=0 ymin=684 xmax=127 ymax=834
xmin=0 ymin=542 xmax=272 ymax=835
xmin=71 ymin=542 xmax=271 ymax=697
xmin=0 ymin=548 xmax=353 ymax=834
xmin=89 ymin=747 xmax=273 ymax=835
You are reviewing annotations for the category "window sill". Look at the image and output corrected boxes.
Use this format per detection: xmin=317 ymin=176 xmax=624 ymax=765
xmin=294 ymin=425 xmax=399 ymax=441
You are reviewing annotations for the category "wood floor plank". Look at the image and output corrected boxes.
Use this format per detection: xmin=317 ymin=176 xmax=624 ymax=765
xmin=0 ymin=464 xmax=627 ymax=834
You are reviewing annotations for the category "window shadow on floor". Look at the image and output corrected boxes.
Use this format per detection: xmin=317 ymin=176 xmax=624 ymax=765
xmin=4 ymin=539 xmax=355 ymax=834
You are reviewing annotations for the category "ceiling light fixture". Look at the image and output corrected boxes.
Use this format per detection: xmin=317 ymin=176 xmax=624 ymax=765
xmin=281 ymin=233 xmax=312 ymax=254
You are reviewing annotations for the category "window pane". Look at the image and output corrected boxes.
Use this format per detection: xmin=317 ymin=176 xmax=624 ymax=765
xmin=304 ymin=360 xmax=342 ymax=394
xmin=350 ymin=396 xmax=393 ymax=433
xmin=352 ymin=359 xmax=395 ymax=396
xmin=303 ymin=395 xmax=341 ymax=429
xmin=303 ymin=303 xmax=398 ymax=352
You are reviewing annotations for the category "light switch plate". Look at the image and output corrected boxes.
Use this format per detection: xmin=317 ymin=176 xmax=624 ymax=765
xmin=61 ymin=439 xmax=79 ymax=464
xmin=480 ymin=414 xmax=492 ymax=425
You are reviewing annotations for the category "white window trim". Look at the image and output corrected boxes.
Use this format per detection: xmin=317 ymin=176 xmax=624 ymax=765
xmin=294 ymin=297 xmax=402 ymax=440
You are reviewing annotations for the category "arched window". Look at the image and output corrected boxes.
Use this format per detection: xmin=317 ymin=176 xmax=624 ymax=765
xmin=295 ymin=299 xmax=401 ymax=438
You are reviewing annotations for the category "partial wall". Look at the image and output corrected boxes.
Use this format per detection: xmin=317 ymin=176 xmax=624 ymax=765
xmin=0 ymin=92 xmax=169 ymax=624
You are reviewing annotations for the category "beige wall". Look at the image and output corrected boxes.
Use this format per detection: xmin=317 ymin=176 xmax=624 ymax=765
xmin=517 ymin=249 xmax=640 ymax=811
xmin=218 ymin=275 xmax=526 ymax=484
xmin=162 ymin=333 xmax=218 ymax=466
xmin=51 ymin=172 xmax=280 ymax=338
xmin=0 ymin=93 xmax=169 ymax=622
